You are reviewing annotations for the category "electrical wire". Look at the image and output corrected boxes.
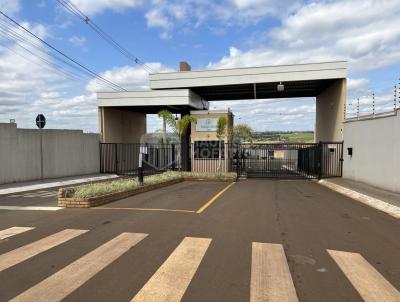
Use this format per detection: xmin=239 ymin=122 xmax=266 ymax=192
xmin=0 ymin=10 xmax=127 ymax=91
xmin=56 ymin=0 xmax=154 ymax=73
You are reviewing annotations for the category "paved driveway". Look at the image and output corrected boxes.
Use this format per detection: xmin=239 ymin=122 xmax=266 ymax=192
xmin=0 ymin=179 xmax=399 ymax=301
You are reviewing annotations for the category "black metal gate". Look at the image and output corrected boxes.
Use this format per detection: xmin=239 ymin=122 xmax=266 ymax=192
xmin=235 ymin=142 xmax=343 ymax=179
xmin=100 ymin=142 xmax=343 ymax=179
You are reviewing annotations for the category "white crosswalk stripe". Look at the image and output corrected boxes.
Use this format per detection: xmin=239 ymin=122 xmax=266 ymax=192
xmin=131 ymin=237 xmax=212 ymax=302
xmin=10 ymin=232 xmax=148 ymax=302
xmin=0 ymin=227 xmax=34 ymax=240
xmin=0 ymin=229 xmax=88 ymax=272
xmin=1 ymin=230 xmax=399 ymax=302
xmin=328 ymin=249 xmax=400 ymax=302
xmin=250 ymin=242 xmax=298 ymax=302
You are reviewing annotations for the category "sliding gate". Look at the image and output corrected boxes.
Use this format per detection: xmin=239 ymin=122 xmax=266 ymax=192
xmin=236 ymin=142 xmax=343 ymax=179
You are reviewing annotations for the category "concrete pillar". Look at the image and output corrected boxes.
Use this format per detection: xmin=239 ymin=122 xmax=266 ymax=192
xmin=315 ymin=79 xmax=346 ymax=142
xmin=99 ymin=107 xmax=146 ymax=143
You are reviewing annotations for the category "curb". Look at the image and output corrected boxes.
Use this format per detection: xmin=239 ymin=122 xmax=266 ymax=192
xmin=317 ymin=180 xmax=400 ymax=219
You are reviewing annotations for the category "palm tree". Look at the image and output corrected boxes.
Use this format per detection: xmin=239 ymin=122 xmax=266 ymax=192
xmin=157 ymin=109 xmax=172 ymax=144
xmin=216 ymin=116 xmax=227 ymax=172
xmin=157 ymin=110 xmax=197 ymax=170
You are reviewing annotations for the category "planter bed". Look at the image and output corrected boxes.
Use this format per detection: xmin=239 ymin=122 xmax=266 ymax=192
xmin=58 ymin=178 xmax=184 ymax=208
xmin=58 ymin=172 xmax=236 ymax=208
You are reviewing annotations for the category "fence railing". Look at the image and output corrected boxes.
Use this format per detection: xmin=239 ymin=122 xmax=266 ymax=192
xmin=100 ymin=142 xmax=343 ymax=179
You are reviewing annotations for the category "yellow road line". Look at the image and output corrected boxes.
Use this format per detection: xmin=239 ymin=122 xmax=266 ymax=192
xmin=251 ymin=242 xmax=298 ymax=302
xmin=328 ymin=249 xmax=400 ymax=302
xmin=131 ymin=237 xmax=211 ymax=302
xmin=94 ymin=207 xmax=195 ymax=213
xmin=10 ymin=233 xmax=148 ymax=302
xmin=196 ymin=182 xmax=235 ymax=214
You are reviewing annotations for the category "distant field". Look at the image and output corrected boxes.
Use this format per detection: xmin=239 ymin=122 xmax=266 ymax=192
xmin=280 ymin=132 xmax=314 ymax=143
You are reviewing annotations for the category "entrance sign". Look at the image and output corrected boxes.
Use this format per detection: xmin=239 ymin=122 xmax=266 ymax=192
xmin=328 ymin=144 xmax=337 ymax=149
xmin=196 ymin=118 xmax=218 ymax=132
xmin=36 ymin=114 xmax=46 ymax=129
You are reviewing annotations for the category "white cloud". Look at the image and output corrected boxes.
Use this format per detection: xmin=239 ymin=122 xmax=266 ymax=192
xmin=69 ymin=0 xmax=143 ymax=16
xmin=0 ymin=0 xmax=20 ymax=15
xmin=68 ymin=35 xmax=86 ymax=47
xmin=86 ymin=62 xmax=173 ymax=92
xmin=209 ymin=0 xmax=400 ymax=73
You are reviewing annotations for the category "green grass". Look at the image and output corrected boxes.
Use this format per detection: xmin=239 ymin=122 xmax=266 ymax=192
xmin=68 ymin=171 xmax=237 ymax=199
xmin=280 ymin=132 xmax=314 ymax=143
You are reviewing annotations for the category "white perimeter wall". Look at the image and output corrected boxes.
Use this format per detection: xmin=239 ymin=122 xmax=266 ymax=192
xmin=343 ymin=110 xmax=400 ymax=193
xmin=0 ymin=123 xmax=100 ymax=184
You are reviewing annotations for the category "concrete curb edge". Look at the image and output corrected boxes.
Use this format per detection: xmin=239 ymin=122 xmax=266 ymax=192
xmin=317 ymin=179 xmax=400 ymax=219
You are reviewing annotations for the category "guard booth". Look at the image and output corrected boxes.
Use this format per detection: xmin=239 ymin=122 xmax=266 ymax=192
xmin=190 ymin=110 xmax=234 ymax=173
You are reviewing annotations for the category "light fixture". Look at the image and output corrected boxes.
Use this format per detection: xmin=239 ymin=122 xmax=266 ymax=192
xmin=277 ymin=82 xmax=285 ymax=92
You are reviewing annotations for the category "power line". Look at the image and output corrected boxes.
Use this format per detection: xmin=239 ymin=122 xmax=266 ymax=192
xmin=56 ymin=0 xmax=154 ymax=73
xmin=0 ymin=10 xmax=127 ymax=92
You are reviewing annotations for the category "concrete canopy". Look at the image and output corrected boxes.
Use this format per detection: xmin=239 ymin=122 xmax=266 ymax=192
xmin=97 ymin=61 xmax=347 ymax=143
xmin=97 ymin=89 xmax=208 ymax=113
xmin=149 ymin=61 xmax=347 ymax=100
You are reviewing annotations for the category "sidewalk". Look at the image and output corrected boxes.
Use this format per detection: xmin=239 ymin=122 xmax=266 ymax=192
xmin=0 ymin=174 xmax=119 ymax=195
xmin=318 ymin=178 xmax=400 ymax=219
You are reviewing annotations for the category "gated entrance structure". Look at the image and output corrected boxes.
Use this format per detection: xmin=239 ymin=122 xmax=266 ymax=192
xmin=97 ymin=61 xmax=347 ymax=179
xmin=100 ymin=142 xmax=343 ymax=179
xmin=98 ymin=61 xmax=347 ymax=144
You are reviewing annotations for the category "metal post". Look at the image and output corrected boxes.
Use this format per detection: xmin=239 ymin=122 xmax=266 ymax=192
xmin=398 ymin=79 xmax=400 ymax=110
xmin=171 ymin=144 xmax=176 ymax=170
xmin=115 ymin=144 xmax=118 ymax=174
xmin=39 ymin=128 xmax=44 ymax=180
xmin=372 ymin=92 xmax=375 ymax=117
xmin=317 ymin=141 xmax=323 ymax=180
xmin=357 ymin=98 xmax=360 ymax=119
xmin=395 ymin=85 xmax=397 ymax=112
xmin=138 ymin=153 xmax=144 ymax=185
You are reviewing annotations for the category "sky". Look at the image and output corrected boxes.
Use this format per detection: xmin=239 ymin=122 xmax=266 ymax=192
xmin=0 ymin=0 xmax=399 ymax=133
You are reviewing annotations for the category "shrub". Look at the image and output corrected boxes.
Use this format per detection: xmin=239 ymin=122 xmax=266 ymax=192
xmin=67 ymin=171 xmax=236 ymax=199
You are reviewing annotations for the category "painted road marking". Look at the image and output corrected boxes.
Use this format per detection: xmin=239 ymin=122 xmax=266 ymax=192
xmin=0 ymin=175 xmax=119 ymax=196
xmin=0 ymin=229 xmax=88 ymax=272
xmin=0 ymin=227 xmax=35 ymax=240
xmin=328 ymin=250 xmax=400 ymax=302
xmin=10 ymin=232 xmax=148 ymax=302
xmin=0 ymin=206 xmax=62 ymax=211
xmin=94 ymin=207 xmax=195 ymax=213
xmin=132 ymin=237 xmax=211 ymax=302
xmin=196 ymin=182 xmax=235 ymax=214
xmin=250 ymin=242 xmax=298 ymax=302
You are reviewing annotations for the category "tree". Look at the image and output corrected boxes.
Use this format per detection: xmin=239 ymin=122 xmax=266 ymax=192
xmin=157 ymin=109 xmax=173 ymax=144
xmin=157 ymin=110 xmax=197 ymax=170
xmin=233 ymin=124 xmax=254 ymax=143
xmin=216 ymin=116 xmax=227 ymax=172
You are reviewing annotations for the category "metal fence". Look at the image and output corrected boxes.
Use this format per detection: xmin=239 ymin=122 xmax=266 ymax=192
xmin=100 ymin=143 xmax=182 ymax=176
xmin=100 ymin=142 xmax=343 ymax=179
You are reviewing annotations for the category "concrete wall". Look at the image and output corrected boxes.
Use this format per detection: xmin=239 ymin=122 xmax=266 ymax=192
xmin=315 ymin=78 xmax=346 ymax=142
xmin=343 ymin=110 xmax=400 ymax=193
xmin=0 ymin=123 xmax=100 ymax=184
xmin=99 ymin=107 xmax=146 ymax=143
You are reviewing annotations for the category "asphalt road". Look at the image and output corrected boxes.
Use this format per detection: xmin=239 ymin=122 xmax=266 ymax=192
xmin=0 ymin=179 xmax=399 ymax=302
